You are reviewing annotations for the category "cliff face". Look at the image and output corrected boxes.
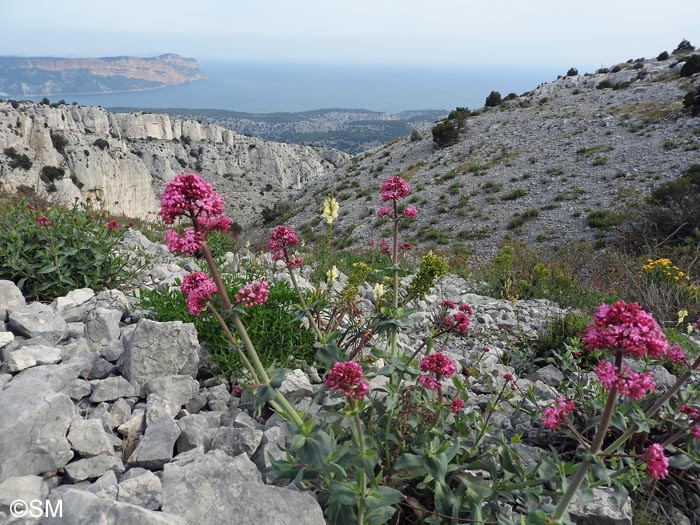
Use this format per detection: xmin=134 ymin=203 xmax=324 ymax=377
xmin=0 ymin=101 xmax=349 ymax=224
xmin=0 ymin=54 xmax=206 ymax=96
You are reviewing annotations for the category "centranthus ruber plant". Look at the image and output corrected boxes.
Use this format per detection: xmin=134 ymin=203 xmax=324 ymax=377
xmin=161 ymin=173 xmax=303 ymax=428
xmin=545 ymin=301 xmax=700 ymax=523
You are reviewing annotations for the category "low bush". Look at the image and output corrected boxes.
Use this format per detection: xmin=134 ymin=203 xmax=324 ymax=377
xmin=484 ymin=90 xmax=502 ymax=107
xmin=0 ymin=194 xmax=140 ymax=301
xmin=680 ymin=54 xmax=700 ymax=77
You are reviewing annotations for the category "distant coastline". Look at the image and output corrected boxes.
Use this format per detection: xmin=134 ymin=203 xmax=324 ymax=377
xmin=0 ymin=54 xmax=205 ymax=98
xmin=8 ymin=60 xmax=564 ymax=114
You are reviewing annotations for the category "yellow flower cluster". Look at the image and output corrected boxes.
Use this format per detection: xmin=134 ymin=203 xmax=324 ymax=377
xmin=642 ymin=258 xmax=691 ymax=283
xmin=322 ymin=195 xmax=339 ymax=225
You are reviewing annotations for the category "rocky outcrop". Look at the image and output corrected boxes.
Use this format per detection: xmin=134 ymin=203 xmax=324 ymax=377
xmin=0 ymin=101 xmax=349 ymax=224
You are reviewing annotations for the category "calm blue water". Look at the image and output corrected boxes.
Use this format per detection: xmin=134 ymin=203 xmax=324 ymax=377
xmin=27 ymin=61 xmax=562 ymax=113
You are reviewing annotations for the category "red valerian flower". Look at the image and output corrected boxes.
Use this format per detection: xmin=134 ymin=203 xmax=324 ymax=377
xmin=37 ymin=216 xmax=53 ymax=227
xmin=450 ymin=398 xmax=464 ymax=413
xmin=644 ymin=443 xmax=669 ymax=480
xmin=325 ymin=361 xmax=369 ymax=400
xmin=542 ymin=397 xmax=575 ymax=430
xmin=106 ymin=219 xmax=120 ymax=230
xmin=160 ymin=173 xmax=225 ymax=224
xmin=402 ymin=206 xmax=418 ymax=218
xmin=165 ymin=228 xmax=204 ymax=256
xmin=595 ymin=359 xmax=656 ymax=400
xmin=377 ymin=206 xmax=392 ymax=218
xmin=180 ymin=272 xmax=217 ymax=317
xmin=419 ymin=352 xmax=457 ymax=392
xmin=235 ymin=280 xmax=270 ymax=308
xmin=380 ymin=176 xmax=411 ymax=202
xmin=269 ymin=225 xmax=303 ymax=268
xmin=582 ymin=301 xmax=668 ymax=359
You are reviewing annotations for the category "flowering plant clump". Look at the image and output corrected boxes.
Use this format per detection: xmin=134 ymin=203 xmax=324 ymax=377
xmin=143 ymin=172 xmax=700 ymax=524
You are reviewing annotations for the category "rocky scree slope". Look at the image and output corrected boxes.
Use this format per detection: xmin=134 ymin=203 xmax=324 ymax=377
xmin=0 ymin=101 xmax=349 ymax=225
xmin=4 ymin=229 xmax=692 ymax=523
xmin=287 ymin=54 xmax=700 ymax=257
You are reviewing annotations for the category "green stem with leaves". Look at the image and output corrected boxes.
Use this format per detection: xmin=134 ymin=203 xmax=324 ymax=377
xmin=349 ymin=399 xmax=368 ymax=525
xmin=200 ymin=242 xmax=304 ymax=430
xmin=552 ymin=350 xmax=622 ymax=521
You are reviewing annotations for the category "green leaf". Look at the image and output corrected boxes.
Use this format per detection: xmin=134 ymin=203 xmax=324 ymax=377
xmin=525 ymin=510 xmax=549 ymax=525
xmin=38 ymin=265 xmax=58 ymax=274
xmin=365 ymin=506 xmax=397 ymax=524
xmin=669 ymin=454 xmax=695 ymax=470
xmin=328 ymin=481 xmax=357 ymax=506
xmin=366 ymin=486 xmax=404 ymax=509
xmin=609 ymin=410 xmax=627 ymax=431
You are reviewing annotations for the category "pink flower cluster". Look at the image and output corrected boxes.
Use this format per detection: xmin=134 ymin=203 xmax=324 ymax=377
xmin=380 ymin=176 xmax=411 ymax=202
xmin=419 ymin=352 xmax=457 ymax=391
xmin=450 ymin=398 xmax=464 ymax=413
xmin=325 ymin=361 xmax=369 ymax=400
xmin=377 ymin=204 xmax=417 ymax=219
xmin=180 ymin=272 xmax=218 ymax=316
xmin=165 ymin=228 xmax=204 ymax=256
xmin=160 ymin=173 xmax=225 ymax=224
xmin=595 ymin=360 xmax=655 ymax=400
xmin=582 ymin=301 xmax=668 ymax=358
xmin=106 ymin=220 xmax=120 ymax=230
xmin=542 ymin=397 xmax=576 ymax=430
xmin=644 ymin=443 xmax=669 ymax=480
xmin=235 ymin=280 xmax=270 ymax=308
xmin=37 ymin=216 xmax=53 ymax=227
xmin=440 ymin=301 xmax=472 ymax=334
xmin=666 ymin=343 xmax=687 ymax=365
xmin=160 ymin=173 xmax=233 ymax=256
xmin=679 ymin=405 xmax=700 ymax=438
xmin=269 ymin=225 xmax=303 ymax=269
xmin=402 ymin=206 xmax=417 ymax=218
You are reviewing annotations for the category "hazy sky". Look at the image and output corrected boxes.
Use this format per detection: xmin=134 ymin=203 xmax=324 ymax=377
xmin=2 ymin=0 xmax=699 ymax=70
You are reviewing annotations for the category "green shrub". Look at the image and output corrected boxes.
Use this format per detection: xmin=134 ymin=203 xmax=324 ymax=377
xmin=0 ymin=196 xmax=141 ymax=301
xmin=4 ymin=147 xmax=32 ymax=170
xmin=431 ymin=119 xmax=459 ymax=148
xmin=137 ymin=277 xmax=315 ymax=375
xmin=673 ymin=39 xmax=695 ymax=55
xmin=484 ymin=90 xmax=502 ymax=107
xmin=684 ymin=86 xmax=700 ymax=116
xmin=93 ymin=138 xmax=110 ymax=150
xmin=501 ymin=188 xmax=528 ymax=201
xmin=50 ymin=132 xmax=68 ymax=154
xmin=261 ymin=200 xmax=294 ymax=225
xmin=639 ymin=164 xmax=700 ymax=245
xmin=586 ymin=210 xmax=622 ymax=229
xmin=409 ymin=129 xmax=421 ymax=142
xmin=566 ymin=67 xmax=578 ymax=76
xmin=657 ymin=51 xmax=669 ymax=61
xmin=680 ymin=54 xmax=700 ymax=77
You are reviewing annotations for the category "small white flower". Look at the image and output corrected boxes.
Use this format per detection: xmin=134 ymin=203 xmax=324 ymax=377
xmin=327 ymin=265 xmax=339 ymax=285
xmin=373 ymin=283 xmax=385 ymax=302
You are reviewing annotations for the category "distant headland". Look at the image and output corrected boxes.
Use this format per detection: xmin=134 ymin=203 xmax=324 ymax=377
xmin=0 ymin=53 xmax=206 ymax=96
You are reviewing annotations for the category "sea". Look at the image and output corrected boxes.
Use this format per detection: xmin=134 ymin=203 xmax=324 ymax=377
xmin=23 ymin=60 xmax=564 ymax=114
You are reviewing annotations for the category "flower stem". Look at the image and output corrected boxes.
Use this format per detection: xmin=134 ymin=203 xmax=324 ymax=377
xmin=603 ymin=352 xmax=700 ymax=455
xmin=350 ymin=399 xmax=368 ymax=525
xmin=552 ymin=350 xmax=622 ymax=521
xmin=200 ymin=242 xmax=304 ymax=430
xmin=286 ymin=265 xmax=324 ymax=342
xmin=390 ymin=202 xmax=400 ymax=357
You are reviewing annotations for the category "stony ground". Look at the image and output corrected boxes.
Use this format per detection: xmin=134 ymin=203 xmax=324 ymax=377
xmin=286 ymin=53 xmax=700 ymax=260
xmin=2 ymin=232 xmax=700 ymax=524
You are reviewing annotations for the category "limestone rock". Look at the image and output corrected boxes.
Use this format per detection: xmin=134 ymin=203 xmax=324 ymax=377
xmin=0 ymin=475 xmax=49 ymax=514
xmin=161 ymin=450 xmax=325 ymax=525
xmin=569 ymin=487 xmax=632 ymax=525
xmin=0 ymin=280 xmax=25 ymax=321
xmin=209 ymin=427 xmax=263 ymax=458
xmin=0 ymin=382 xmax=74 ymax=482
xmin=90 ymin=376 xmax=137 ymax=403
xmin=7 ymin=303 xmax=67 ymax=344
xmin=67 ymin=419 xmax=114 ymax=457
xmin=3 ymin=343 xmax=62 ymax=372
xmin=117 ymin=470 xmax=162 ymax=510
xmin=49 ymin=488 xmax=185 ymax=524
xmin=85 ymin=307 xmax=122 ymax=346
xmin=145 ymin=375 xmax=200 ymax=416
xmin=64 ymin=454 xmax=125 ymax=482
xmin=127 ymin=416 xmax=180 ymax=470
xmin=118 ymin=319 xmax=199 ymax=395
